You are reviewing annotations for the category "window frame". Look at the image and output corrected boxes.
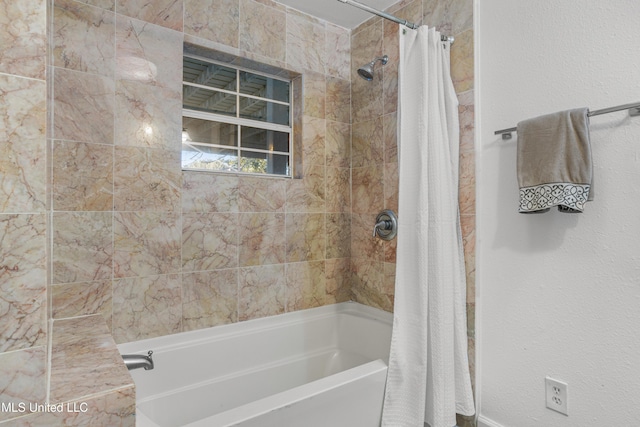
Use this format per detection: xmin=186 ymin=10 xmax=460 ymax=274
xmin=181 ymin=54 xmax=293 ymax=178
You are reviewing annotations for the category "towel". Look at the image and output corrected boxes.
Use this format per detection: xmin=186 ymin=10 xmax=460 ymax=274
xmin=517 ymin=108 xmax=593 ymax=213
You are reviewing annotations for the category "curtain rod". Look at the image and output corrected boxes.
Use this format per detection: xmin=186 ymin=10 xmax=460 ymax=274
xmin=495 ymin=101 xmax=640 ymax=140
xmin=337 ymin=0 xmax=454 ymax=44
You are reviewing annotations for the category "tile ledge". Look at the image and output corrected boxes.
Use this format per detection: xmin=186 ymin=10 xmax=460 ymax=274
xmin=50 ymin=315 xmax=134 ymax=404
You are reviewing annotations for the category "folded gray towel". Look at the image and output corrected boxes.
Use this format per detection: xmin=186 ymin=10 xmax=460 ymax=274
xmin=517 ymin=108 xmax=593 ymax=213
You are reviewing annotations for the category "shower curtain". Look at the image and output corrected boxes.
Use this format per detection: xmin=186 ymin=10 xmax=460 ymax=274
xmin=381 ymin=26 xmax=475 ymax=427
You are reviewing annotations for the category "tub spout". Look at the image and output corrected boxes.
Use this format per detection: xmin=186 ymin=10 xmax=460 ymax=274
xmin=122 ymin=350 xmax=154 ymax=371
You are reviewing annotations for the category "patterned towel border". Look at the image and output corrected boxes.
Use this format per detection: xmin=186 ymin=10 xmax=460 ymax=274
xmin=519 ymin=183 xmax=590 ymax=213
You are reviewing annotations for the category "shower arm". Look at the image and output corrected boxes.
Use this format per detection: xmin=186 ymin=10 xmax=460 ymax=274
xmin=372 ymin=56 xmax=388 ymax=66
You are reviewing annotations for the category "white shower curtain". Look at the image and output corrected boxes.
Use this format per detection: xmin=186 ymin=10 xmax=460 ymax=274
xmin=381 ymin=26 xmax=475 ymax=427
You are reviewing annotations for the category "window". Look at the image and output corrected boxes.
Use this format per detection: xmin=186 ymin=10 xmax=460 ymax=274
xmin=182 ymin=55 xmax=292 ymax=177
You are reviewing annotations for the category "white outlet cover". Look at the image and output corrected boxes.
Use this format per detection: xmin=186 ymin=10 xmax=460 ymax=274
xmin=545 ymin=377 xmax=568 ymax=415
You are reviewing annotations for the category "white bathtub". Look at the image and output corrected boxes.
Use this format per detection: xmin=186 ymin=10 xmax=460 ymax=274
xmin=118 ymin=302 xmax=393 ymax=427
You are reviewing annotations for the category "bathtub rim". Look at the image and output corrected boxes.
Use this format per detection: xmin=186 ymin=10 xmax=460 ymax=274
xmin=117 ymin=301 xmax=392 ymax=355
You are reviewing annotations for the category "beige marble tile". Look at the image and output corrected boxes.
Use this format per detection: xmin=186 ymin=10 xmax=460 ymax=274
xmin=113 ymin=146 xmax=181 ymax=212
xmin=182 ymin=213 xmax=238 ymax=272
xmin=351 ymin=22 xmax=383 ymax=123
xmin=302 ymin=71 xmax=326 ymax=120
xmin=325 ymin=258 xmax=352 ymax=303
xmin=325 ymin=121 xmax=350 ymax=168
xmin=352 ymin=166 xmax=383 ymax=214
xmin=460 ymin=213 xmax=475 ymax=303
xmin=116 ymin=15 xmax=183 ymax=89
xmin=233 ymin=49 xmax=284 ymax=70
xmin=285 ymin=213 xmax=325 ymax=262
xmin=113 ymin=211 xmax=181 ymax=278
xmin=423 ymin=0 xmax=473 ymax=36
xmin=383 ymin=262 xmax=396 ymax=301
xmin=384 ymin=161 xmax=399 ymax=214
xmin=383 ymin=229 xmax=397 ymax=264
xmin=0 ymin=74 xmax=46 ymax=212
xmin=52 ymin=280 xmax=112 ymax=325
xmin=325 ymin=24 xmax=350 ymax=80
xmin=351 ymin=213 xmax=384 ymax=261
xmin=451 ymin=29 xmax=474 ymax=94
xmin=286 ymin=166 xmax=325 ymax=213
xmin=0 ymin=0 xmax=46 ymax=80
xmin=53 ymin=67 xmax=115 ymax=144
xmin=0 ymin=214 xmax=46 ymax=353
xmin=53 ymin=0 xmax=115 ymax=76
xmin=302 ymin=116 xmax=326 ymax=169
xmin=235 ymin=49 xmax=288 ymax=73
xmin=239 ymin=264 xmax=286 ymax=321
xmin=183 ymin=172 xmax=239 ymax=213
xmin=239 ymin=213 xmax=285 ymax=267
xmin=325 ymin=167 xmax=350 ymax=213
xmin=458 ymin=89 xmax=475 ymax=153
xmin=459 ymin=149 xmax=476 ymax=215
xmin=286 ymin=261 xmax=326 ymax=311
xmin=350 ymin=258 xmax=391 ymax=312
xmin=115 ymin=80 xmax=182 ymax=150
xmin=185 ymin=0 xmax=239 ymax=47
xmin=467 ymin=336 xmax=476 ymax=395
xmin=286 ymin=11 xmax=326 ymax=74
xmin=183 ymin=269 xmax=238 ymax=331
xmin=52 ymin=140 xmax=113 ymax=211
xmin=292 ymin=74 xmax=303 ymax=118
xmin=383 ymin=112 xmax=397 ymax=164
xmin=326 ymin=77 xmax=350 ymax=124
xmin=382 ymin=1 xmax=419 ymax=117
xmin=239 ymin=0 xmax=286 ymax=62
xmin=50 ymin=315 xmax=133 ymax=402
xmin=112 ymin=274 xmax=182 ymax=343
xmin=351 ymin=15 xmax=381 ymax=38
xmin=238 ymin=176 xmax=285 ymax=213
xmin=352 ymin=117 xmax=384 ymax=168
xmin=0 ymin=346 xmax=46 ymax=422
xmin=422 ymin=0 xmax=449 ymax=34
xmin=116 ymin=0 xmax=183 ymax=31
xmin=52 ymin=211 xmax=113 ymax=284
xmin=326 ymin=213 xmax=350 ymax=259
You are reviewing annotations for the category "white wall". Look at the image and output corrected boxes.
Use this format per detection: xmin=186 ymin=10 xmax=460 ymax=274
xmin=477 ymin=1 xmax=640 ymax=426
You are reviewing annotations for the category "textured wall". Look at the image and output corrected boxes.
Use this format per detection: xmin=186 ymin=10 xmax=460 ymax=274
xmin=478 ymin=1 xmax=640 ymax=426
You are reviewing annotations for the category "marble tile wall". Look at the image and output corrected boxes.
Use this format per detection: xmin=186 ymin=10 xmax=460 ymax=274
xmin=48 ymin=0 xmax=353 ymax=347
xmin=349 ymin=0 xmax=476 ymax=414
xmin=0 ymin=0 xmax=48 ymax=423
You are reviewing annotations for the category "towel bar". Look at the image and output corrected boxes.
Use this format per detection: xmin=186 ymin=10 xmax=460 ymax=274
xmin=495 ymin=102 xmax=640 ymax=140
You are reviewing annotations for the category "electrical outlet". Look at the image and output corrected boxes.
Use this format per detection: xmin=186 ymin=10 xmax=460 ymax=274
xmin=545 ymin=377 xmax=568 ymax=415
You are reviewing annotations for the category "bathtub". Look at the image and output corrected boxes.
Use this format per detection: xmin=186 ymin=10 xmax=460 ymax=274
xmin=117 ymin=301 xmax=393 ymax=427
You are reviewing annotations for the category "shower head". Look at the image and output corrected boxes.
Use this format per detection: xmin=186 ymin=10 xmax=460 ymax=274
xmin=357 ymin=55 xmax=388 ymax=81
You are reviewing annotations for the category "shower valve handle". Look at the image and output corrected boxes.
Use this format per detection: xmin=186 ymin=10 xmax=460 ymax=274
xmin=373 ymin=210 xmax=398 ymax=240
xmin=373 ymin=220 xmax=392 ymax=237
